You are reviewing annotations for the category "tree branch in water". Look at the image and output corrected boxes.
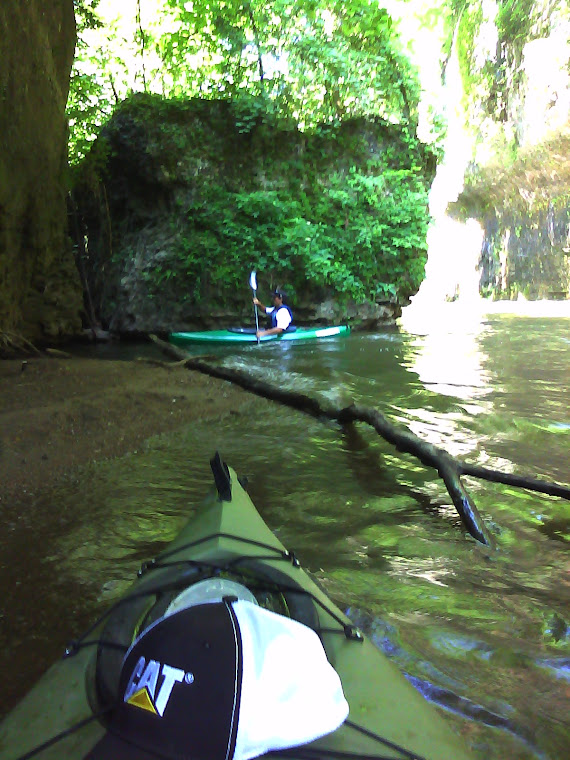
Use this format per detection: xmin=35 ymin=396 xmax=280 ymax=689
xmin=150 ymin=335 xmax=570 ymax=547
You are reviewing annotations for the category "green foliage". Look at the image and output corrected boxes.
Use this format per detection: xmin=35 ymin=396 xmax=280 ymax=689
xmin=230 ymin=94 xmax=279 ymax=134
xmin=455 ymin=1 xmax=485 ymax=100
xmin=496 ymin=0 xmax=540 ymax=50
xmin=68 ymin=1 xmax=117 ymax=167
xmin=70 ymin=4 xmax=434 ymax=312
xmin=118 ymin=99 xmax=431 ymax=307
xmin=452 ymin=0 xmax=556 ymax=130
xmin=67 ymin=70 xmax=112 ymax=170
xmin=68 ymin=0 xmax=427 ymax=166
xmin=493 ymin=0 xmax=548 ymax=99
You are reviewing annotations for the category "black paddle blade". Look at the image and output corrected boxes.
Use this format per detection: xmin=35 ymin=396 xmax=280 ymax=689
xmin=210 ymin=452 xmax=232 ymax=502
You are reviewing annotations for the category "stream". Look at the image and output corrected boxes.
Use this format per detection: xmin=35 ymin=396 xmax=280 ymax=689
xmin=2 ymin=305 xmax=569 ymax=759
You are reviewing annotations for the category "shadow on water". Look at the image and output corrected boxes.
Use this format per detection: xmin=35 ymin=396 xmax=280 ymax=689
xmin=340 ymin=424 xmax=464 ymax=530
xmin=537 ymin=516 xmax=570 ymax=544
xmin=1 ymin=315 xmax=570 ymax=759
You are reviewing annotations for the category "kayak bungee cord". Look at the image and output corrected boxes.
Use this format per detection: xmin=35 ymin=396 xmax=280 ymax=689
xmin=347 ymin=719 xmax=429 ymax=760
xmin=65 ymin=534 xmax=362 ymax=655
xmin=7 ymin=533 xmax=430 ymax=760
xmin=136 ymin=532 xmax=363 ymax=641
xmin=139 ymin=532 xmax=302 ymax=571
xmin=12 ymin=723 xmax=428 ymax=760
xmin=61 ymin=534 xmax=306 ymax=656
xmin=10 ymin=707 xmax=429 ymax=760
xmin=11 ymin=708 xmax=113 ymax=760
xmin=56 ymin=532 xmax=362 ymax=665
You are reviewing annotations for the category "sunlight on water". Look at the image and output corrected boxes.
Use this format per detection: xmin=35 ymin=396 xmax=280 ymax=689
xmin=1 ymin=318 xmax=568 ymax=759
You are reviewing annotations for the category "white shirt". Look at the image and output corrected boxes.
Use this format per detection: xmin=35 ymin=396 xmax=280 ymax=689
xmin=265 ymin=306 xmax=292 ymax=330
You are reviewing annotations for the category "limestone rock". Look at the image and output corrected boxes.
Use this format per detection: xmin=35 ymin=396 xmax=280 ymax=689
xmin=75 ymin=96 xmax=433 ymax=333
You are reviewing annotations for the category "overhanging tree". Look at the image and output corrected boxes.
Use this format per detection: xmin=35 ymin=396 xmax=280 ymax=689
xmin=68 ymin=0 xmax=425 ymax=165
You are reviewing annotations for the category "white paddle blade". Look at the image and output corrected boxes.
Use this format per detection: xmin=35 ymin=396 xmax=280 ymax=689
xmin=249 ymin=270 xmax=257 ymax=291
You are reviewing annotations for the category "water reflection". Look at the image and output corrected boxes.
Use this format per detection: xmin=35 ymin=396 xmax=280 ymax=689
xmin=1 ymin=314 xmax=569 ymax=759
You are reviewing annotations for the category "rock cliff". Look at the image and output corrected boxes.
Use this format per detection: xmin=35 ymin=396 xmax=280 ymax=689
xmin=0 ymin=0 xmax=82 ymax=343
xmin=452 ymin=0 xmax=570 ymax=299
xmin=74 ymin=95 xmax=435 ymax=333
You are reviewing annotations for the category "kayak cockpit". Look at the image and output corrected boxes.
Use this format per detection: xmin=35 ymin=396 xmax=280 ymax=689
xmin=93 ymin=557 xmax=321 ymax=716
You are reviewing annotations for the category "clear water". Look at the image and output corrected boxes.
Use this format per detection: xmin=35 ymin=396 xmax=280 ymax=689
xmin=1 ymin=311 xmax=569 ymax=759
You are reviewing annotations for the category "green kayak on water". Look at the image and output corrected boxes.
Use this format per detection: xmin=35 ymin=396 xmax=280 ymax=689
xmin=0 ymin=454 xmax=474 ymax=760
xmin=169 ymin=325 xmax=350 ymax=345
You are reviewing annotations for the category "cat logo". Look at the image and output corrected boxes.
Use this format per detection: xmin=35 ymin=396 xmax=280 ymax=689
xmin=124 ymin=656 xmax=194 ymax=717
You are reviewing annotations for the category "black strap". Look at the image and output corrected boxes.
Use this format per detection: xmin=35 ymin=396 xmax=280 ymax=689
xmin=210 ymin=451 xmax=232 ymax=501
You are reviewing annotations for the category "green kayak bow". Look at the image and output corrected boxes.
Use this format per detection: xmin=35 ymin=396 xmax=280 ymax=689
xmin=0 ymin=454 xmax=474 ymax=760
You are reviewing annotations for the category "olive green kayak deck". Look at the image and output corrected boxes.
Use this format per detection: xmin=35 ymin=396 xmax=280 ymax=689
xmin=169 ymin=325 xmax=350 ymax=345
xmin=0 ymin=459 xmax=474 ymax=760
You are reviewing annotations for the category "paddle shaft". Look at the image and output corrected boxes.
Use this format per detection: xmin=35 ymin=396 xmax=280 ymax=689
xmin=252 ymin=288 xmax=260 ymax=343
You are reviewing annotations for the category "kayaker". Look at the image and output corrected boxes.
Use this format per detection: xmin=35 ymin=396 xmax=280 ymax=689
xmin=253 ymin=288 xmax=294 ymax=338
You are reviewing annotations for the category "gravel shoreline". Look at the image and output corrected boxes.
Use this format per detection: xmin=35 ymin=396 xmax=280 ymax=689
xmin=0 ymin=356 xmax=252 ymax=511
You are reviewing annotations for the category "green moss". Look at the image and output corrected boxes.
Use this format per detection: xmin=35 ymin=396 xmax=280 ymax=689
xmin=496 ymin=0 xmax=544 ymax=59
xmin=456 ymin=2 xmax=485 ymax=105
xmin=79 ymin=95 xmax=434 ymax=313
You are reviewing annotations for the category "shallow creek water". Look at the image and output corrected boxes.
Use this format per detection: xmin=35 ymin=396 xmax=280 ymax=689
xmin=2 ymin=308 xmax=569 ymax=759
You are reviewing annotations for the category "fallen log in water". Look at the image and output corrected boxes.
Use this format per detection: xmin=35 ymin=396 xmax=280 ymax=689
xmin=149 ymin=335 xmax=570 ymax=547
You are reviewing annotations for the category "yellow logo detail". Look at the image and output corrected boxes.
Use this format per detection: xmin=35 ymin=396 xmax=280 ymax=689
xmin=127 ymin=687 xmax=158 ymax=714
xmin=124 ymin=657 xmax=190 ymax=717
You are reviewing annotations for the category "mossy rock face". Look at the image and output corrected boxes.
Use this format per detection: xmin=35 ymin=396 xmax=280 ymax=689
xmin=0 ymin=0 xmax=83 ymax=341
xmin=478 ymin=206 xmax=570 ymax=300
xmin=75 ymin=94 xmax=435 ymax=333
xmin=451 ymin=133 xmax=570 ymax=301
xmin=447 ymin=3 xmax=570 ymax=302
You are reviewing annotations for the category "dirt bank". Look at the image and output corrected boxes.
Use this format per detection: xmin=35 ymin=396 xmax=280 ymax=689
xmin=0 ymin=354 xmax=259 ymax=718
xmin=0 ymin=356 xmax=251 ymax=511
